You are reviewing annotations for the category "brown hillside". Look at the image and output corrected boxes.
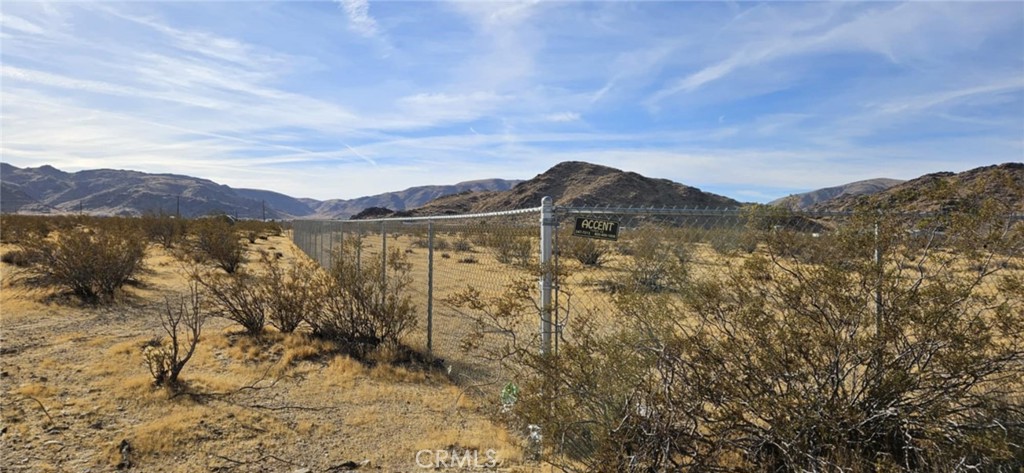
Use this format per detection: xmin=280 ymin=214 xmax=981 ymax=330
xmin=406 ymin=161 xmax=739 ymax=216
xmin=813 ymin=163 xmax=1024 ymax=213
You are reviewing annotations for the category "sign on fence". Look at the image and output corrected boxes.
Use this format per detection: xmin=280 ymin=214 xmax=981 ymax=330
xmin=572 ymin=217 xmax=619 ymax=240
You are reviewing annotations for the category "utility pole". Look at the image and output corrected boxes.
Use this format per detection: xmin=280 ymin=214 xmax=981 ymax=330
xmin=176 ymin=196 xmax=181 ymax=218
xmin=262 ymin=200 xmax=266 ymax=222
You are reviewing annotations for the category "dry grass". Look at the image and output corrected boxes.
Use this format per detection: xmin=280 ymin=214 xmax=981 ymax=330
xmin=1 ymin=231 xmax=531 ymax=472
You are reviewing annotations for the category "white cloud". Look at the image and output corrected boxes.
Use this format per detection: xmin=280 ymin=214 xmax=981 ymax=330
xmin=542 ymin=112 xmax=581 ymax=123
xmin=337 ymin=0 xmax=380 ymax=39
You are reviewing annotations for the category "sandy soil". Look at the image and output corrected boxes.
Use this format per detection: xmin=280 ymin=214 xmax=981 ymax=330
xmin=0 ymin=234 xmax=537 ymax=472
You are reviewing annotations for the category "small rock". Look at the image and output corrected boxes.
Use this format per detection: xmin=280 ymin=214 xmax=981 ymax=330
xmin=89 ymin=420 xmax=103 ymax=430
xmin=291 ymin=469 xmax=312 ymax=473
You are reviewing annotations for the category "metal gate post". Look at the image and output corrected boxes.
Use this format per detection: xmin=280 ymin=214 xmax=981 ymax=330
xmin=539 ymin=196 xmax=554 ymax=355
xmin=427 ymin=221 xmax=434 ymax=354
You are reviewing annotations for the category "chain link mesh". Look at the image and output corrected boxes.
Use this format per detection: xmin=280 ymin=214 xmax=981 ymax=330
xmin=294 ymin=205 xmax=1023 ymax=469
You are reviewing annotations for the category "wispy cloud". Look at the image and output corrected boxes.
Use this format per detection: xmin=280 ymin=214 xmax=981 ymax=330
xmin=336 ymin=0 xmax=380 ymax=39
xmin=1 ymin=1 xmax=1020 ymax=201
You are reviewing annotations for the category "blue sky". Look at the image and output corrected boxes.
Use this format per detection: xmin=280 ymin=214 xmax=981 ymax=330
xmin=1 ymin=1 xmax=1022 ymax=202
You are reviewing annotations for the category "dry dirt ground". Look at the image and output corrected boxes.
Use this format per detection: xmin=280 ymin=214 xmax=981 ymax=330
xmin=0 ymin=234 xmax=540 ymax=472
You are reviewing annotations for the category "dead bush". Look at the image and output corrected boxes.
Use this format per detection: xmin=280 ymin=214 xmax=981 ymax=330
xmin=144 ymin=282 xmax=205 ymax=388
xmin=19 ymin=223 xmax=146 ymax=302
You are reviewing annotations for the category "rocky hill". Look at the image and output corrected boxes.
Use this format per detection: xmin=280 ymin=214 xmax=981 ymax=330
xmin=811 ymin=163 xmax=1023 ymax=213
xmin=771 ymin=178 xmax=904 ymax=211
xmin=384 ymin=161 xmax=740 ymax=217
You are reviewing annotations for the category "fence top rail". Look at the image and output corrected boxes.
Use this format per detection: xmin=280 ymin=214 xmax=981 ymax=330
xmin=557 ymin=206 xmax=746 ymax=217
xmin=296 ymin=205 xmax=543 ymax=224
xmin=557 ymin=206 xmax=1024 ymax=220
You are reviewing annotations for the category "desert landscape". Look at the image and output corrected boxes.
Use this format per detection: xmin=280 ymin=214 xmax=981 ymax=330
xmin=0 ymin=219 xmax=537 ymax=472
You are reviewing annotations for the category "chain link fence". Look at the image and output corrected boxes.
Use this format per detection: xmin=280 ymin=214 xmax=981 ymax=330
xmin=293 ymin=208 xmax=542 ymax=390
xmin=294 ymin=201 xmax=1024 ymax=470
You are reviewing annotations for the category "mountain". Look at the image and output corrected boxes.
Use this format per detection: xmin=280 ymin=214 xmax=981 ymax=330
xmin=0 ymin=163 xmax=521 ymax=219
xmin=1 ymin=182 xmax=53 ymax=214
xmin=310 ymin=179 xmax=522 ymax=218
xmin=1 ymin=163 xmax=288 ymax=219
xmin=811 ymin=163 xmax=1024 ymax=213
xmin=365 ymin=161 xmax=741 ymax=218
xmin=771 ymin=178 xmax=904 ymax=211
xmin=233 ymin=188 xmax=317 ymax=217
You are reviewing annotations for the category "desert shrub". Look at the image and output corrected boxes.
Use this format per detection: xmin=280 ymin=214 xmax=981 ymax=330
xmin=19 ymin=223 xmax=146 ymax=302
xmin=562 ymin=235 xmax=610 ymax=267
xmin=469 ymin=206 xmax=1024 ymax=472
xmin=235 ymin=220 xmax=282 ymax=239
xmin=305 ymin=246 xmax=416 ymax=355
xmin=0 ymin=215 xmax=51 ymax=244
xmin=458 ymin=256 xmax=478 ymax=264
xmin=140 ymin=213 xmax=185 ymax=249
xmin=144 ymin=282 xmax=205 ymax=388
xmin=191 ymin=218 xmax=244 ymax=273
xmin=452 ymin=238 xmax=473 ymax=252
xmin=614 ymin=228 xmax=688 ymax=292
xmin=1 ymin=249 xmax=33 ymax=267
xmin=493 ymin=235 xmax=534 ymax=267
xmin=200 ymin=270 xmax=266 ymax=335
xmin=434 ymin=237 xmax=451 ymax=252
xmin=260 ymin=252 xmax=319 ymax=333
xmin=707 ymin=226 xmax=759 ymax=255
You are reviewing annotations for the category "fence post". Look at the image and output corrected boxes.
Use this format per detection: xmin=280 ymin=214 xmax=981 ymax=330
xmin=315 ymin=222 xmax=322 ymax=265
xmin=539 ymin=196 xmax=554 ymax=355
xmin=874 ymin=219 xmax=883 ymax=339
xmin=427 ymin=220 xmax=434 ymax=354
xmin=328 ymin=222 xmax=335 ymax=269
xmin=381 ymin=221 xmax=388 ymax=296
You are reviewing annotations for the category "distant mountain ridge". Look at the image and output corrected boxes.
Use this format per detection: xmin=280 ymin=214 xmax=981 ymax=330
xmin=770 ymin=178 xmax=904 ymax=210
xmin=310 ymin=179 xmax=521 ymax=218
xmin=1 ymin=163 xmax=280 ymax=219
xmin=359 ymin=161 xmax=741 ymax=218
xmin=0 ymin=162 xmax=521 ymax=219
xmin=810 ymin=163 xmax=1023 ymax=212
